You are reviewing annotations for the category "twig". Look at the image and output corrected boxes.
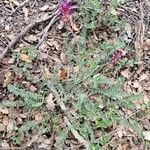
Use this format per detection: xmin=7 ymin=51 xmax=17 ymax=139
xmin=36 ymin=15 xmax=58 ymax=49
xmin=0 ymin=14 xmax=55 ymax=63
xmin=50 ymin=85 xmax=90 ymax=148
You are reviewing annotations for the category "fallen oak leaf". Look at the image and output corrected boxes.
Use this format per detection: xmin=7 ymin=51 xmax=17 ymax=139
xmin=2 ymin=115 xmax=9 ymax=126
xmin=34 ymin=112 xmax=42 ymax=122
xmin=42 ymin=67 xmax=51 ymax=79
xmin=143 ymin=131 xmax=150 ymax=141
xmin=20 ymin=53 xmax=32 ymax=63
xmin=3 ymin=71 xmax=13 ymax=87
xmin=57 ymin=67 xmax=68 ymax=80
xmin=46 ymin=93 xmax=55 ymax=111
xmin=60 ymin=51 xmax=67 ymax=64
xmin=0 ymin=107 xmax=9 ymax=114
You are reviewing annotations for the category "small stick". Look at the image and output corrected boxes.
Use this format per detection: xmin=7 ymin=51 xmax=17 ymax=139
xmin=0 ymin=15 xmax=55 ymax=63
xmin=36 ymin=15 xmax=58 ymax=49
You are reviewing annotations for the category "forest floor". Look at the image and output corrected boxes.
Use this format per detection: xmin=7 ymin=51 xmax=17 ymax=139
xmin=0 ymin=0 xmax=150 ymax=149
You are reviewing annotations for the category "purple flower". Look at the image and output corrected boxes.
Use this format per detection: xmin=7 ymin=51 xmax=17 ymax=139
xmin=111 ymin=50 xmax=123 ymax=63
xmin=58 ymin=0 xmax=72 ymax=22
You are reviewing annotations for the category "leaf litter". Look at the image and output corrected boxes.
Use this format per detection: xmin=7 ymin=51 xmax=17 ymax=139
xmin=0 ymin=0 xmax=150 ymax=149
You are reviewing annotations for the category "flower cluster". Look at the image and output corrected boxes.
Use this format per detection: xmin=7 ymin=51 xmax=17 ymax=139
xmin=58 ymin=0 xmax=72 ymax=22
xmin=111 ymin=50 xmax=123 ymax=63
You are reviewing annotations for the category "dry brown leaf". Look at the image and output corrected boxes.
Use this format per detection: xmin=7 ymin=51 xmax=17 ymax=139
xmin=121 ymin=69 xmax=130 ymax=79
xmin=8 ymin=58 xmax=15 ymax=64
xmin=26 ymin=135 xmax=38 ymax=147
xmin=48 ymin=40 xmax=60 ymax=50
xmin=73 ymin=65 xmax=79 ymax=74
xmin=27 ymin=34 xmax=37 ymax=42
xmin=22 ymin=6 xmax=29 ymax=21
xmin=70 ymin=18 xmax=79 ymax=32
xmin=19 ymin=113 xmax=27 ymax=118
xmin=20 ymin=53 xmax=32 ymax=63
xmin=5 ymin=24 xmax=10 ymax=32
xmin=39 ymin=5 xmax=49 ymax=11
xmin=43 ymin=67 xmax=51 ymax=79
xmin=7 ymin=121 xmax=14 ymax=133
xmin=60 ymin=51 xmax=67 ymax=64
xmin=1 ymin=140 xmax=10 ymax=149
xmin=3 ymin=115 xmax=9 ymax=126
xmin=0 ymin=124 xmax=5 ymax=132
xmin=34 ymin=112 xmax=42 ymax=122
xmin=30 ymin=85 xmax=37 ymax=92
xmin=145 ymin=38 xmax=150 ymax=47
xmin=139 ymin=74 xmax=148 ymax=82
xmin=10 ymin=0 xmax=20 ymax=6
xmin=133 ymin=80 xmax=140 ymax=88
xmin=0 ymin=108 xmax=9 ymax=114
xmin=46 ymin=93 xmax=55 ymax=111
xmin=143 ymin=131 xmax=150 ymax=141
xmin=3 ymin=71 xmax=12 ymax=87
xmin=58 ymin=21 xmax=64 ymax=29
xmin=111 ymin=8 xmax=120 ymax=16
xmin=57 ymin=68 xmax=68 ymax=80
xmin=143 ymin=94 xmax=150 ymax=104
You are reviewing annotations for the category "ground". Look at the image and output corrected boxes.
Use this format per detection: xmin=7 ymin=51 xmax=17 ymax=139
xmin=0 ymin=0 xmax=150 ymax=149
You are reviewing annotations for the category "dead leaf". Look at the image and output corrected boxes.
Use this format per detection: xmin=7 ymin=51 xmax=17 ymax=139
xmin=74 ymin=65 xmax=79 ymax=74
xmin=111 ymin=8 xmax=120 ymax=16
xmin=133 ymin=80 xmax=140 ymax=88
xmin=139 ymin=74 xmax=148 ymax=82
xmin=19 ymin=113 xmax=27 ymax=118
xmin=60 ymin=51 xmax=67 ymax=64
xmin=1 ymin=140 xmax=10 ymax=149
xmin=140 ymin=119 xmax=150 ymax=130
xmin=8 ymin=58 xmax=15 ymax=64
xmin=20 ymin=53 xmax=32 ymax=63
xmin=5 ymin=24 xmax=10 ymax=32
xmin=38 ymin=143 xmax=48 ymax=149
xmin=7 ymin=121 xmax=14 ymax=133
xmin=143 ymin=131 xmax=150 ymax=141
xmin=27 ymin=34 xmax=37 ymax=42
xmin=117 ymin=144 xmax=129 ymax=150
xmin=58 ymin=21 xmax=64 ymax=29
xmin=143 ymin=94 xmax=150 ymax=104
xmin=121 ymin=68 xmax=130 ymax=79
xmin=57 ymin=68 xmax=68 ymax=80
xmin=39 ymin=5 xmax=49 ymax=11
xmin=46 ymin=93 xmax=55 ymax=111
xmin=0 ymin=107 xmax=9 ymax=114
xmin=70 ymin=18 xmax=79 ymax=32
xmin=145 ymin=38 xmax=150 ymax=47
xmin=30 ymin=85 xmax=37 ymax=92
xmin=3 ymin=71 xmax=12 ymax=87
xmin=3 ymin=115 xmax=9 ymax=126
xmin=34 ymin=112 xmax=42 ymax=122
xmin=0 ymin=123 xmax=5 ymax=132
xmin=125 ymin=23 xmax=132 ymax=42
xmin=27 ymin=135 xmax=38 ymax=147
xmin=22 ymin=6 xmax=29 ymax=21
xmin=48 ymin=40 xmax=60 ymax=50
xmin=43 ymin=67 xmax=51 ymax=79
xmin=10 ymin=0 xmax=20 ymax=6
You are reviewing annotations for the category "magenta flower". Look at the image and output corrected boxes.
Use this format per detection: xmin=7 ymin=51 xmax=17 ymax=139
xmin=58 ymin=0 xmax=72 ymax=22
xmin=111 ymin=50 xmax=123 ymax=63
